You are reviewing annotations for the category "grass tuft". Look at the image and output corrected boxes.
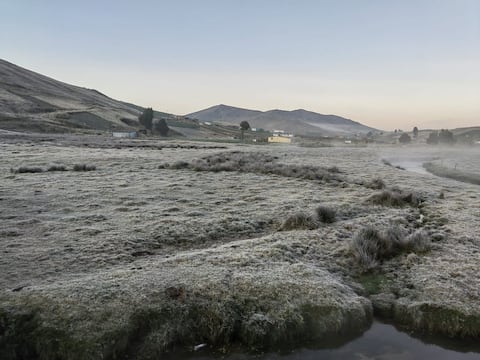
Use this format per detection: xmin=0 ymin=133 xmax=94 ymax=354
xmin=351 ymin=225 xmax=431 ymax=271
xmin=367 ymin=190 xmax=419 ymax=207
xmin=47 ymin=164 xmax=67 ymax=172
xmin=365 ymin=177 xmax=386 ymax=190
xmin=73 ymin=164 xmax=96 ymax=171
xmin=314 ymin=206 xmax=336 ymax=223
xmin=280 ymin=212 xmax=319 ymax=231
xmin=11 ymin=166 xmax=44 ymax=174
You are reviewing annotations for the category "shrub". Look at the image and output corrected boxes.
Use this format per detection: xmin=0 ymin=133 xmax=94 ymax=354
xmin=315 ymin=206 xmax=336 ymax=223
xmin=280 ymin=212 xmax=318 ymax=231
xmin=351 ymin=225 xmax=431 ymax=271
xmin=367 ymin=190 xmax=419 ymax=207
xmin=73 ymin=164 xmax=96 ymax=171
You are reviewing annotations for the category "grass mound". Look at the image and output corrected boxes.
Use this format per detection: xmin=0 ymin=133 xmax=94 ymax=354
xmin=166 ymin=151 xmax=342 ymax=182
xmin=0 ymin=261 xmax=373 ymax=358
xmin=10 ymin=166 xmax=44 ymax=174
xmin=351 ymin=225 xmax=431 ymax=271
xmin=367 ymin=190 xmax=419 ymax=207
xmin=280 ymin=212 xmax=319 ymax=231
xmin=280 ymin=205 xmax=337 ymax=231
xmin=365 ymin=177 xmax=386 ymax=190
xmin=47 ymin=164 xmax=67 ymax=172
xmin=315 ymin=206 xmax=336 ymax=224
xmin=73 ymin=164 xmax=96 ymax=171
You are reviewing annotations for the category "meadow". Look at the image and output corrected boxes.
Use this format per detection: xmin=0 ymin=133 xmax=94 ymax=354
xmin=1 ymin=134 xmax=479 ymax=359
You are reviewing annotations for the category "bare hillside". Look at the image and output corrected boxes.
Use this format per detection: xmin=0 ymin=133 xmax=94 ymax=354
xmin=0 ymin=59 xmax=142 ymax=132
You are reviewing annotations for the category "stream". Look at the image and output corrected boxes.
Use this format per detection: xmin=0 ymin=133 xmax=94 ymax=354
xmin=166 ymin=321 xmax=480 ymax=360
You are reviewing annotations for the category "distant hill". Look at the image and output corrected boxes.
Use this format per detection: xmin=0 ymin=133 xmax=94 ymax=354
xmin=0 ymin=59 xmax=148 ymax=132
xmin=188 ymin=104 xmax=378 ymax=137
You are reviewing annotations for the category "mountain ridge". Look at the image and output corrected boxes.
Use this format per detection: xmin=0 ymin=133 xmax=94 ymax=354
xmin=187 ymin=104 xmax=378 ymax=136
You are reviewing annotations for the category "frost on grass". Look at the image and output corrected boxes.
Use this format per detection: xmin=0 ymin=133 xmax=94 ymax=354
xmin=2 ymin=140 xmax=480 ymax=355
xmin=167 ymin=151 xmax=343 ymax=182
xmin=0 ymin=238 xmax=373 ymax=359
xmin=350 ymin=225 xmax=431 ymax=271
xmin=73 ymin=164 xmax=96 ymax=171
xmin=280 ymin=212 xmax=319 ymax=231
xmin=367 ymin=189 xmax=420 ymax=207
xmin=10 ymin=166 xmax=44 ymax=174
xmin=280 ymin=206 xmax=336 ymax=231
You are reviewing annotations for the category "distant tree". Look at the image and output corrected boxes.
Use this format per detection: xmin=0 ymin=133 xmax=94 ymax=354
xmin=154 ymin=118 xmax=170 ymax=136
xmin=239 ymin=121 xmax=250 ymax=140
xmin=240 ymin=121 xmax=250 ymax=131
xmin=399 ymin=133 xmax=411 ymax=144
xmin=139 ymin=107 xmax=153 ymax=131
xmin=413 ymin=126 xmax=419 ymax=138
xmin=426 ymin=131 xmax=439 ymax=145
xmin=438 ymin=129 xmax=455 ymax=144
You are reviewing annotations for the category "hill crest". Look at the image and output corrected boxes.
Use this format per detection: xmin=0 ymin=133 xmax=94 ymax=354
xmin=187 ymin=104 xmax=377 ymax=136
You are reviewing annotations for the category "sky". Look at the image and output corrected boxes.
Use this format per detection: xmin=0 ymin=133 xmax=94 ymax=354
xmin=0 ymin=0 xmax=479 ymax=130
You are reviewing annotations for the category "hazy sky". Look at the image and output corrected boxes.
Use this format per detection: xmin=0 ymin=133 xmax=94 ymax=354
xmin=1 ymin=0 xmax=479 ymax=130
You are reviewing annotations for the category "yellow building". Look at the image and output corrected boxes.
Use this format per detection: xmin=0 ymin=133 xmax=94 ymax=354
xmin=268 ymin=136 xmax=292 ymax=144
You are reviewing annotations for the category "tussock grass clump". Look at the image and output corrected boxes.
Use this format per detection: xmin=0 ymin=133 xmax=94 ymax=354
xmin=47 ymin=164 xmax=67 ymax=172
xmin=10 ymin=166 xmax=44 ymax=174
xmin=366 ymin=177 xmax=386 ymax=190
xmin=168 ymin=151 xmax=342 ymax=182
xmin=73 ymin=164 xmax=96 ymax=171
xmin=351 ymin=225 xmax=431 ymax=270
xmin=280 ymin=205 xmax=337 ymax=231
xmin=169 ymin=161 xmax=189 ymax=169
xmin=315 ymin=206 xmax=336 ymax=223
xmin=280 ymin=212 xmax=318 ymax=231
xmin=367 ymin=190 xmax=419 ymax=207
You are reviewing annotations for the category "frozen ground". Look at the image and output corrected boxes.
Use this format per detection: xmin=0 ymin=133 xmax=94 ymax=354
xmin=0 ymin=136 xmax=479 ymax=358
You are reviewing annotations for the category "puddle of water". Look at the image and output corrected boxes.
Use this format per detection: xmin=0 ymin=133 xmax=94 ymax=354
xmin=174 ymin=321 xmax=480 ymax=360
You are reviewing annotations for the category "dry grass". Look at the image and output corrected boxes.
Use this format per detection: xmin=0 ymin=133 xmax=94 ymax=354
xmin=280 ymin=212 xmax=319 ymax=231
xmin=73 ymin=164 xmax=96 ymax=171
xmin=169 ymin=151 xmax=343 ymax=183
xmin=351 ymin=225 xmax=431 ymax=271
xmin=367 ymin=190 xmax=419 ymax=207
xmin=1 ymin=138 xmax=480 ymax=356
xmin=10 ymin=166 xmax=44 ymax=174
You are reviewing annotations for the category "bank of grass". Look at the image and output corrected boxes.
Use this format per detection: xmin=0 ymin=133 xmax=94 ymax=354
xmin=393 ymin=300 xmax=480 ymax=338
xmin=0 ymin=260 xmax=373 ymax=359
xmin=167 ymin=151 xmax=343 ymax=183
xmin=423 ymin=162 xmax=480 ymax=185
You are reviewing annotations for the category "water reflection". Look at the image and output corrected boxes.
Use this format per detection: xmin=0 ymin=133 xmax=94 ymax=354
xmin=188 ymin=322 xmax=480 ymax=360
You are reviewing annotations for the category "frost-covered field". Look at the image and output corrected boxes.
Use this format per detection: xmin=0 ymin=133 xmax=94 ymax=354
xmin=0 ymin=137 xmax=479 ymax=359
